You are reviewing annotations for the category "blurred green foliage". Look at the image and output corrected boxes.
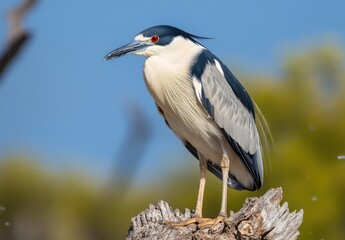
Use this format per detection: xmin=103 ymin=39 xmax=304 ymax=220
xmin=1 ymin=44 xmax=345 ymax=240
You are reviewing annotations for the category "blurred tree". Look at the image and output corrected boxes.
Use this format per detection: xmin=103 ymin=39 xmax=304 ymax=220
xmin=245 ymin=44 xmax=345 ymax=240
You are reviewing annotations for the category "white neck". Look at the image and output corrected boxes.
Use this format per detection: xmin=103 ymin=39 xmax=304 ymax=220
xmin=143 ymin=36 xmax=204 ymax=107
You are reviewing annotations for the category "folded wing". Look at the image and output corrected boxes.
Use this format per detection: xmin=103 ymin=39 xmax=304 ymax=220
xmin=191 ymin=50 xmax=263 ymax=190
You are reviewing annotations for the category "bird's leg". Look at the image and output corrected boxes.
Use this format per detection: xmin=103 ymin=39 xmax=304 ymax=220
xmin=198 ymin=154 xmax=229 ymax=229
xmin=195 ymin=153 xmax=207 ymax=221
xmin=213 ymin=159 xmax=229 ymax=224
xmin=166 ymin=153 xmax=211 ymax=227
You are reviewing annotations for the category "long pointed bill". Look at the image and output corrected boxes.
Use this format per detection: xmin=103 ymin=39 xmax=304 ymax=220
xmin=104 ymin=41 xmax=150 ymax=60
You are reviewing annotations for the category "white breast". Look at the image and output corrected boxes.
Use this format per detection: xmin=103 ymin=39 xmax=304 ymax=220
xmin=143 ymin=37 xmax=223 ymax=161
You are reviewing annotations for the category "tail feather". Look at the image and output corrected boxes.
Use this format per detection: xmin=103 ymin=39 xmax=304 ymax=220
xmin=253 ymin=101 xmax=274 ymax=174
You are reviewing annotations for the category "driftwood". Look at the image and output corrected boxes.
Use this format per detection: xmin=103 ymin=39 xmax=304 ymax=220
xmin=126 ymin=188 xmax=303 ymax=240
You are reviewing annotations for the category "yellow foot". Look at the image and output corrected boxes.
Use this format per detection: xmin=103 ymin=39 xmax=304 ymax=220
xmin=197 ymin=215 xmax=227 ymax=230
xmin=164 ymin=217 xmax=212 ymax=227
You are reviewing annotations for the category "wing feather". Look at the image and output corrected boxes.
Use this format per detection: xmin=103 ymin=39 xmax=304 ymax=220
xmin=191 ymin=50 xmax=264 ymax=189
xmin=194 ymin=58 xmax=259 ymax=154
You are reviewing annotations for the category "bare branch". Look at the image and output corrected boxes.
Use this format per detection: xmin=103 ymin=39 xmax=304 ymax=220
xmin=0 ymin=0 xmax=37 ymax=78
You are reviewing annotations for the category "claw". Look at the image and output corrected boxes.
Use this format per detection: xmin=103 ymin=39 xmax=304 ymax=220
xmin=197 ymin=215 xmax=227 ymax=230
xmin=164 ymin=217 xmax=213 ymax=227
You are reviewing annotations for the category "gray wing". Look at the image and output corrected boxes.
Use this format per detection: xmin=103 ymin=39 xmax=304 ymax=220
xmin=191 ymin=50 xmax=263 ymax=190
xmin=195 ymin=62 xmax=259 ymax=154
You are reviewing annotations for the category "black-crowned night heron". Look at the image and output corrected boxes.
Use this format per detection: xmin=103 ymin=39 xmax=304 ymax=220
xmin=104 ymin=25 xmax=269 ymax=228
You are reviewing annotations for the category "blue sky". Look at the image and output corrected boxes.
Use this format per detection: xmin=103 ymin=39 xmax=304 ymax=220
xmin=0 ymin=0 xmax=344 ymax=183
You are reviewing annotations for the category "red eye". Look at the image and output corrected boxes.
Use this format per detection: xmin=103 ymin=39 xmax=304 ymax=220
xmin=151 ymin=35 xmax=159 ymax=43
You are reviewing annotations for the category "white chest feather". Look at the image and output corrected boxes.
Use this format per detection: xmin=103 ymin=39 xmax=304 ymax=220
xmin=143 ymin=37 xmax=202 ymax=106
xmin=143 ymin=37 xmax=221 ymax=155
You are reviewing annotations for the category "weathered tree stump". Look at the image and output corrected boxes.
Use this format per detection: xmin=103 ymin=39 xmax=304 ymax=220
xmin=126 ymin=188 xmax=303 ymax=240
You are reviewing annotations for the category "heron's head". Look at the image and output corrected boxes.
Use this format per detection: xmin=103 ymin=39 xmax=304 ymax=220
xmin=104 ymin=25 xmax=208 ymax=60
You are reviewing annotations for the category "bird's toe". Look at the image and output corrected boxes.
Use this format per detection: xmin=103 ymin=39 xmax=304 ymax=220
xmin=164 ymin=218 xmax=197 ymax=227
xmin=165 ymin=217 xmax=213 ymax=228
xmin=197 ymin=215 xmax=227 ymax=230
